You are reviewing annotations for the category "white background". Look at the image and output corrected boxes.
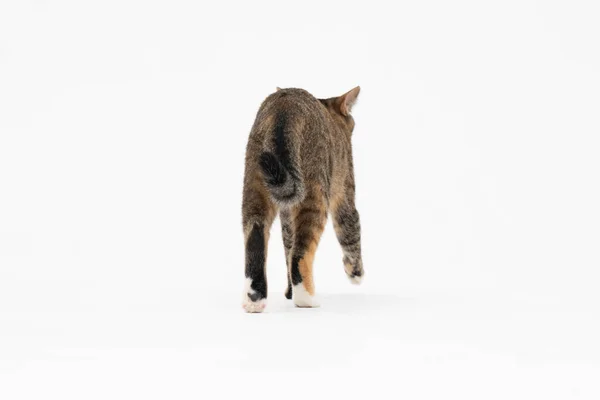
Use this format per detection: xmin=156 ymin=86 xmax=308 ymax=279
xmin=1 ymin=0 xmax=599 ymax=398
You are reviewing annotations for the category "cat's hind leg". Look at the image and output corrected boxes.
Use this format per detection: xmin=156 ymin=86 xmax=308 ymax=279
xmin=242 ymin=181 xmax=276 ymax=313
xmin=290 ymin=191 xmax=327 ymax=308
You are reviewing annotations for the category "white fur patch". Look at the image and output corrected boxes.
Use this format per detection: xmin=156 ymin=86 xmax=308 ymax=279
xmin=293 ymin=284 xmax=320 ymax=308
xmin=348 ymin=274 xmax=363 ymax=285
xmin=242 ymin=278 xmax=267 ymax=313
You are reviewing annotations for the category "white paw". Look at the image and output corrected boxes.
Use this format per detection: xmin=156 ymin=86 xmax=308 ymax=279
xmin=343 ymin=257 xmax=364 ymax=285
xmin=293 ymin=284 xmax=320 ymax=308
xmin=242 ymin=296 xmax=267 ymax=313
xmin=242 ymin=278 xmax=267 ymax=313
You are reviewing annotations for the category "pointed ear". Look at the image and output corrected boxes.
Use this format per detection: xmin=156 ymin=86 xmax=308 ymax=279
xmin=339 ymin=86 xmax=360 ymax=116
xmin=276 ymin=87 xmax=282 ymax=91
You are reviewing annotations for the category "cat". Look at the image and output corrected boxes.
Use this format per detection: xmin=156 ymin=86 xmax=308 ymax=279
xmin=241 ymin=86 xmax=364 ymax=312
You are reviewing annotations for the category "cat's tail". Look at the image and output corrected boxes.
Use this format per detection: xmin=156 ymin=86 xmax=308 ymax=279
xmin=259 ymin=113 xmax=305 ymax=206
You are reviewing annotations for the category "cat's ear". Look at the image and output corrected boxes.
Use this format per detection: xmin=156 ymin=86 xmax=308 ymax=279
xmin=276 ymin=87 xmax=282 ymax=91
xmin=339 ymin=86 xmax=360 ymax=116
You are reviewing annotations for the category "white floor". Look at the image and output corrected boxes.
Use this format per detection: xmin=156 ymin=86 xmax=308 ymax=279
xmin=1 ymin=285 xmax=598 ymax=399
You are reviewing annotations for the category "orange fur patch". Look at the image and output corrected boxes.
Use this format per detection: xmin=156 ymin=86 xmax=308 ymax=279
xmin=298 ymin=241 xmax=318 ymax=295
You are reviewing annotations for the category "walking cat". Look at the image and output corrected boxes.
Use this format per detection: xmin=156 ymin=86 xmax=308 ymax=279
xmin=241 ymin=86 xmax=364 ymax=312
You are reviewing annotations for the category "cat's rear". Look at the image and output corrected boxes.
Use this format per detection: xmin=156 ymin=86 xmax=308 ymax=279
xmin=242 ymin=87 xmax=364 ymax=313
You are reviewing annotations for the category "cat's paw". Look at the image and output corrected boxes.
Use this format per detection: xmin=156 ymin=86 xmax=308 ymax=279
xmin=344 ymin=256 xmax=364 ymax=285
xmin=242 ymin=296 xmax=267 ymax=313
xmin=293 ymin=284 xmax=320 ymax=308
xmin=347 ymin=273 xmax=363 ymax=285
xmin=242 ymin=278 xmax=267 ymax=313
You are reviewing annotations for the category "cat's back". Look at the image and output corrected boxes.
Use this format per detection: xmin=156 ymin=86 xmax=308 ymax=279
xmin=256 ymin=88 xmax=326 ymax=126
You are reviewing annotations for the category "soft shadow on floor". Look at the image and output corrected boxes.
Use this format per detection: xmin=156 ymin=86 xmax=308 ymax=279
xmin=267 ymin=292 xmax=417 ymax=314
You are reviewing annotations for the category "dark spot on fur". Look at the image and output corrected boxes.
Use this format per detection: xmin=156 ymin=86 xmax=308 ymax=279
xmin=248 ymin=292 xmax=262 ymax=302
xmin=285 ymin=283 xmax=292 ymax=299
xmin=291 ymin=255 xmax=303 ymax=286
xmin=273 ymin=112 xmax=290 ymax=171
xmin=259 ymin=152 xmax=286 ymax=186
